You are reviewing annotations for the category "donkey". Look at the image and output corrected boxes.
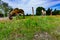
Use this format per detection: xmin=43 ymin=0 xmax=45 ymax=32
xmin=9 ymin=8 xmax=25 ymax=20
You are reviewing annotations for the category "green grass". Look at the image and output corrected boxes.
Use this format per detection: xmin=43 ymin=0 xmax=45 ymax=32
xmin=0 ymin=16 xmax=60 ymax=40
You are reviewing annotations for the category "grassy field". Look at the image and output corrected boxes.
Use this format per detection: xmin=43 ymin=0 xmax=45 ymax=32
xmin=0 ymin=16 xmax=60 ymax=40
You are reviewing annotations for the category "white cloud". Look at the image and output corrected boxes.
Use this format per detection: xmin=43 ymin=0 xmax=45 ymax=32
xmin=2 ymin=0 xmax=60 ymax=14
xmin=41 ymin=1 xmax=60 ymax=8
xmin=17 ymin=0 xmax=48 ymax=14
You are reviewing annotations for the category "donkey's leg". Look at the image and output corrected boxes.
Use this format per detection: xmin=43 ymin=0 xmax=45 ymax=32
xmin=16 ymin=13 xmax=19 ymax=19
xmin=23 ymin=12 xmax=25 ymax=19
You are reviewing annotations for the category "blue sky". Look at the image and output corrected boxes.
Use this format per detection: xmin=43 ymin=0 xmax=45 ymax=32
xmin=2 ymin=0 xmax=60 ymax=14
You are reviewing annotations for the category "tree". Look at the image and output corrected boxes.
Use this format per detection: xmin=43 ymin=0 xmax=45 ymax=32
xmin=46 ymin=8 xmax=52 ymax=15
xmin=0 ymin=10 xmax=4 ymax=17
xmin=36 ymin=7 xmax=45 ymax=15
xmin=0 ymin=0 xmax=13 ymax=17
xmin=52 ymin=9 xmax=57 ymax=15
xmin=53 ymin=9 xmax=60 ymax=15
xmin=26 ymin=14 xmax=29 ymax=16
xmin=2 ymin=2 xmax=12 ymax=17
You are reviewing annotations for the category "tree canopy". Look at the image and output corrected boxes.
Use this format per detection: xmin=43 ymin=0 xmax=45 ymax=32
xmin=46 ymin=8 xmax=52 ymax=15
xmin=36 ymin=7 xmax=45 ymax=15
xmin=0 ymin=0 xmax=13 ymax=17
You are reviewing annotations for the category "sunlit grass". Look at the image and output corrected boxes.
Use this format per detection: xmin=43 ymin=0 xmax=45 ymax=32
xmin=0 ymin=16 xmax=60 ymax=40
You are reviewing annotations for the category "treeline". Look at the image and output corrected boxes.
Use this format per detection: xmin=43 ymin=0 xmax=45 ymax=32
xmin=36 ymin=7 xmax=60 ymax=15
xmin=0 ymin=0 xmax=13 ymax=17
xmin=26 ymin=7 xmax=60 ymax=16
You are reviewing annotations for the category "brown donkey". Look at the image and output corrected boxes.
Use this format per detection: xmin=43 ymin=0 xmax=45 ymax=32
xmin=9 ymin=8 xmax=25 ymax=20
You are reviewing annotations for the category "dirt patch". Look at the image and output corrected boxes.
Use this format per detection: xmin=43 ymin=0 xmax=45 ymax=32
xmin=0 ymin=17 xmax=9 ymax=21
xmin=33 ymin=32 xmax=56 ymax=40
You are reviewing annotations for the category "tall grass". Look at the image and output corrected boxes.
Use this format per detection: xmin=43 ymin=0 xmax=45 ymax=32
xmin=0 ymin=16 xmax=60 ymax=40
